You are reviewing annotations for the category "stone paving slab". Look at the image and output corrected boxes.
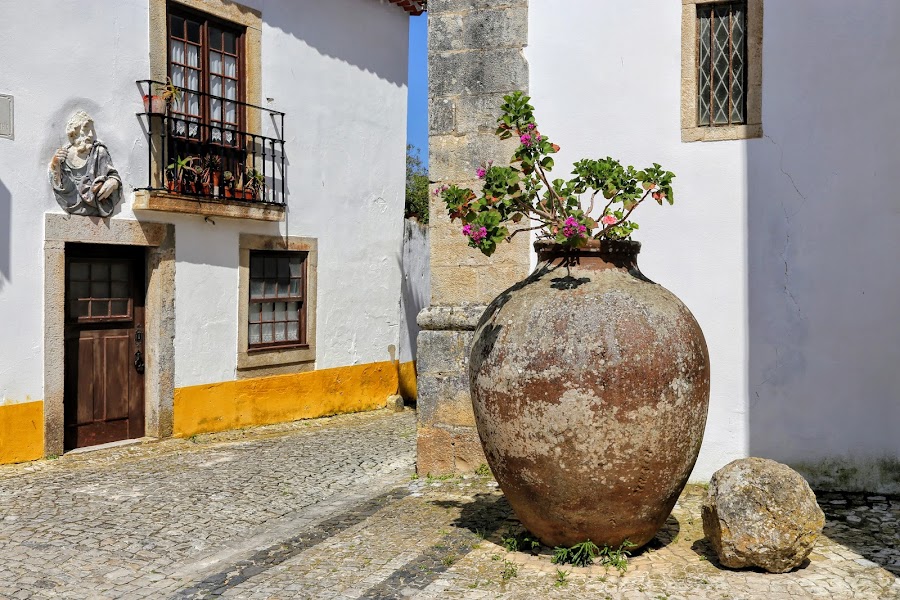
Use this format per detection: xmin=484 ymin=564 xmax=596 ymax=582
xmin=0 ymin=408 xmax=897 ymax=599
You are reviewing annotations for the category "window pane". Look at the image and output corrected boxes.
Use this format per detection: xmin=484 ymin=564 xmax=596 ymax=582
xmin=210 ymin=75 xmax=222 ymax=98
xmin=186 ymin=44 xmax=199 ymax=68
xmin=171 ymin=65 xmax=185 ymax=89
xmin=186 ymin=19 xmax=201 ymax=43
xmin=264 ymin=257 xmax=277 ymax=278
xmin=250 ymin=255 xmax=264 ymax=276
xmin=289 ymin=279 xmax=300 ymax=296
xmin=274 ymin=302 xmax=286 ymax=321
xmin=277 ymin=258 xmax=290 ymax=279
xmin=224 ymin=32 xmax=236 ymax=54
xmin=91 ymin=301 xmax=109 ymax=317
xmin=170 ymin=40 xmax=185 ymax=65
xmin=250 ymin=278 xmax=264 ymax=299
xmin=71 ymin=300 xmax=89 ymax=318
xmin=711 ymin=6 xmax=731 ymax=125
xmin=70 ymin=281 xmax=90 ymax=299
xmin=111 ymin=263 xmax=128 ymax=281
xmin=224 ymin=55 xmax=237 ymax=78
xmin=261 ymin=302 xmax=274 ymax=321
xmin=697 ymin=7 xmax=711 ymax=126
xmin=730 ymin=6 xmax=746 ymax=124
xmin=249 ymin=323 xmax=261 ymax=344
xmin=111 ymin=281 xmax=128 ymax=298
xmin=209 ymin=26 xmax=222 ymax=50
xmin=249 ymin=303 xmax=261 ymax=323
xmin=91 ymin=263 xmax=109 ymax=280
xmin=225 ymin=79 xmax=236 ymax=101
xmin=91 ymin=281 xmax=110 ymax=298
xmin=261 ymin=322 xmax=273 ymax=343
xmin=289 ymin=258 xmax=302 ymax=277
xmin=210 ymin=51 xmax=222 ymax=75
xmin=274 ymin=322 xmax=286 ymax=342
xmin=170 ymin=15 xmax=185 ymax=37
xmin=287 ymin=302 xmax=299 ymax=321
xmin=110 ymin=300 xmax=129 ymax=316
xmin=225 ymin=101 xmax=237 ymax=124
xmin=287 ymin=321 xmax=300 ymax=341
xmin=70 ymin=262 xmax=90 ymax=280
xmin=265 ymin=281 xmax=277 ymax=298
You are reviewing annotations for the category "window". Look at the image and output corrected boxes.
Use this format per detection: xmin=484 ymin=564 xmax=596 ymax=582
xmin=168 ymin=5 xmax=244 ymax=145
xmin=681 ymin=0 xmax=762 ymax=142
xmin=248 ymin=252 xmax=307 ymax=350
xmin=697 ymin=2 xmax=746 ymax=127
xmin=237 ymin=235 xmax=317 ymax=376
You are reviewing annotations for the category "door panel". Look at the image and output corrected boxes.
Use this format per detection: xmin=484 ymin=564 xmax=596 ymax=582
xmin=64 ymin=245 xmax=146 ymax=450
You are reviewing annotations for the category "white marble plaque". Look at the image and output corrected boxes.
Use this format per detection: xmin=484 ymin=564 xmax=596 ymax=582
xmin=0 ymin=95 xmax=12 ymax=140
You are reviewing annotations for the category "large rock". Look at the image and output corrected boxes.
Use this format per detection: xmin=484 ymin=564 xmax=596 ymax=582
xmin=702 ymin=457 xmax=825 ymax=573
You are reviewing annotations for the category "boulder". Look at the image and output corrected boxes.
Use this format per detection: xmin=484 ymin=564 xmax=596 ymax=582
xmin=702 ymin=457 xmax=825 ymax=573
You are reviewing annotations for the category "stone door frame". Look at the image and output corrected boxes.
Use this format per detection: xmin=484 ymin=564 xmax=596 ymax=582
xmin=44 ymin=213 xmax=175 ymax=456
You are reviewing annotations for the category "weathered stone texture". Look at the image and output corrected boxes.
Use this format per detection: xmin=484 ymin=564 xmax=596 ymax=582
xmin=703 ymin=457 xmax=826 ymax=573
xmin=429 ymin=49 xmax=528 ymax=97
xmin=420 ymin=0 xmax=530 ymax=476
xmin=429 ymin=6 xmax=528 ymax=52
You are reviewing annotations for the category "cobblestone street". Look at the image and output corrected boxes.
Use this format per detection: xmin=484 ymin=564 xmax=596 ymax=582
xmin=0 ymin=409 xmax=897 ymax=599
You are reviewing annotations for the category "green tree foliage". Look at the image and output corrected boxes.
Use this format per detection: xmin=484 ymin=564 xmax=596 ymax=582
xmin=405 ymin=145 xmax=430 ymax=223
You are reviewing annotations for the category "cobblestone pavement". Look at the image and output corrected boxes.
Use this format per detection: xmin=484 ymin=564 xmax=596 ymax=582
xmin=0 ymin=409 xmax=898 ymax=599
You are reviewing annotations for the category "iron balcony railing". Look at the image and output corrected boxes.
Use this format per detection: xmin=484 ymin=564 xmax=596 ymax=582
xmin=136 ymin=79 xmax=286 ymax=205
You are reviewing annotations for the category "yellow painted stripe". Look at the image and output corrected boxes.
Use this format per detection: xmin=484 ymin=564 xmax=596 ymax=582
xmin=399 ymin=360 xmax=417 ymax=400
xmin=0 ymin=401 xmax=44 ymax=465
xmin=174 ymin=360 xmax=417 ymax=437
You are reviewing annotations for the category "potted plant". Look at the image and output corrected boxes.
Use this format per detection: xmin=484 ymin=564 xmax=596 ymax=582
xmin=143 ymin=78 xmax=182 ymax=114
xmin=437 ymin=92 xmax=710 ymax=551
xmin=222 ymin=170 xmax=235 ymax=198
xmin=201 ymin=154 xmax=223 ymax=195
xmin=244 ymin=167 xmax=265 ymax=200
xmin=165 ymin=155 xmax=199 ymax=193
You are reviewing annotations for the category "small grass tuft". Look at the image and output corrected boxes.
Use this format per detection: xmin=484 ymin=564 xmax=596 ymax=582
xmin=475 ymin=463 xmax=492 ymax=477
xmin=554 ymin=568 xmax=570 ymax=588
xmin=501 ymin=560 xmax=518 ymax=581
xmin=552 ymin=540 xmax=636 ymax=572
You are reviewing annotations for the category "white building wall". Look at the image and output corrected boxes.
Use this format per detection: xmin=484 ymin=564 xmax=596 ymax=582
xmin=529 ymin=0 xmax=900 ymax=490
xmin=0 ymin=0 xmax=409 ymax=401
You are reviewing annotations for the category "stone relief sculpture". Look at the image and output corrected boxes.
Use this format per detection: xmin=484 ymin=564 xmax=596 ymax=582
xmin=48 ymin=110 xmax=121 ymax=217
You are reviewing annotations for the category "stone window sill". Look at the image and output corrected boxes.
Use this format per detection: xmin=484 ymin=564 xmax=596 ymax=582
xmin=133 ymin=190 xmax=285 ymax=222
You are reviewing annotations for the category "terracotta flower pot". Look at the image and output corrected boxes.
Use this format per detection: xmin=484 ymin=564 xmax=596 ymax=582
xmin=469 ymin=239 xmax=710 ymax=550
xmin=143 ymin=95 xmax=166 ymax=114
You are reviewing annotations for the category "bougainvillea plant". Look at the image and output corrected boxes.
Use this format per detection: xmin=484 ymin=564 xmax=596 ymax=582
xmin=437 ymin=91 xmax=676 ymax=256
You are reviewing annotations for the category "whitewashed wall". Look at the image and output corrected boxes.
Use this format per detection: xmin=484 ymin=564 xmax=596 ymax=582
xmin=0 ymin=0 xmax=409 ymax=403
xmin=528 ymin=0 xmax=900 ymax=491
xmin=398 ymin=218 xmax=430 ymax=363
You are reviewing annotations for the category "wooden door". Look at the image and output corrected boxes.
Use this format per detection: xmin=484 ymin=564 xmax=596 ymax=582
xmin=64 ymin=245 xmax=145 ymax=450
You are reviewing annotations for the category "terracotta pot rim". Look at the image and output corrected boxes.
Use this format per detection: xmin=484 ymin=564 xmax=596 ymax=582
xmin=534 ymin=238 xmax=641 ymax=255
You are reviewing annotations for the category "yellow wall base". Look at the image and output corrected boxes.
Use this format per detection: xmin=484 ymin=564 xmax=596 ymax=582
xmin=174 ymin=360 xmax=417 ymax=437
xmin=0 ymin=401 xmax=44 ymax=465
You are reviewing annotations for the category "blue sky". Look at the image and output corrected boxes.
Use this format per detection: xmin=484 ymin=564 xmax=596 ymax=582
xmin=406 ymin=13 xmax=428 ymax=167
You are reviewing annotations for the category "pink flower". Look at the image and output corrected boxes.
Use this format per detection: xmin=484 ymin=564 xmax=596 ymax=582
xmin=601 ymin=214 xmax=618 ymax=226
xmin=561 ymin=216 xmax=587 ymax=239
xmin=462 ymin=224 xmax=488 ymax=244
xmin=520 ymin=133 xmax=533 ymax=147
xmin=476 ymin=167 xmax=486 ymax=179
xmin=526 ymin=123 xmax=536 ymax=130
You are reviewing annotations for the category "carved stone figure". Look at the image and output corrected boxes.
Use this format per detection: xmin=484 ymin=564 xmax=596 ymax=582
xmin=48 ymin=111 xmax=121 ymax=217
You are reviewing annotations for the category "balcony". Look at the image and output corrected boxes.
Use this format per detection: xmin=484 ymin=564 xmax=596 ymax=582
xmin=134 ymin=80 xmax=286 ymax=221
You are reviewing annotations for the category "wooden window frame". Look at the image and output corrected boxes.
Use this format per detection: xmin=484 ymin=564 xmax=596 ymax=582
xmin=166 ymin=2 xmax=247 ymax=138
xmin=247 ymin=251 xmax=309 ymax=351
xmin=237 ymin=235 xmax=318 ymax=377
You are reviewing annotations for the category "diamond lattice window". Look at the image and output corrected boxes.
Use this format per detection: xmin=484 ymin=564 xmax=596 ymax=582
xmin=697 ymin=2 xmax=747 ymax=126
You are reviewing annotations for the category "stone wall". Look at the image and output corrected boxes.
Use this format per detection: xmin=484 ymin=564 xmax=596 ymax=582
xmin=417 ymin=0 xmax=531 ymax=474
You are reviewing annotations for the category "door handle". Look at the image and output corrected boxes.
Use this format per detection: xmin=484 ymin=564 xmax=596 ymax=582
xmin=134 ymin=350 xmax=145 ymax=374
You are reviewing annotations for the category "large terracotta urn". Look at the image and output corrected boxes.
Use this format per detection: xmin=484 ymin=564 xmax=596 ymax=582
xmin=469 ymin=240 xmax=710 ymax=549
